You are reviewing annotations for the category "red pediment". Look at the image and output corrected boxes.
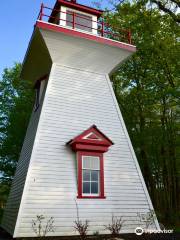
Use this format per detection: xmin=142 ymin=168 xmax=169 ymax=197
xmin=68 ymin=125 xmax=113 ymax=152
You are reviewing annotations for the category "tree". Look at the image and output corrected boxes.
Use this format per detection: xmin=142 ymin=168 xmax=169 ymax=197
xmin=106 ymin=1 xmax=180 ymax=228
xmin=0 ymin=63 xmax=34 ymax=188
xmin=151 ymin=0 xmax=180 ymax=23
xmin=114 ymin=0 xmax=180 ymax=23
xmin=0 ymin=63 xmax=34 ymax=221
xmin=0 ymin=180 xmax=10 ymax=220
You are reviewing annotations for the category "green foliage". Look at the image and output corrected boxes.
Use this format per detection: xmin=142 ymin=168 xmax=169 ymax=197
xmin=107 ymin=1 xmax=180 ymax=228
xmin=0 ymin=180 xmax=10 ymax=221
xmin=0 ymin=63 xmax=34 ymax=218
xmin=150 ymin=0 xmax=180 ymax=23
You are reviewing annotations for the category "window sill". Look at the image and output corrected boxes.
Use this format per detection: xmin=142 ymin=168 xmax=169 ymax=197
xmin=77 ymin=195 xmax=106 ymax=199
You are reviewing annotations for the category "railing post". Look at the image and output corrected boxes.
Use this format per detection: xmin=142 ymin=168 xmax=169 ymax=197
xmin=39 ymin=3 xmax=44 ymax=21
xmin=128 ymin=30 xmax=132 ymax=44
xmin=72 ymin=12 xmax=75 ymax=29
xmin=101 ymin=20 xmax=104 ymax=37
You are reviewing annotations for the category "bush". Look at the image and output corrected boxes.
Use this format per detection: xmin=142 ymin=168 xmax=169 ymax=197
xmin=104 ymin=215 xmax=124 ymax=236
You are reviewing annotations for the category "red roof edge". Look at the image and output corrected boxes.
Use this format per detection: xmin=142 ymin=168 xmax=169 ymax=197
xmin=67 ymin=125 xmax=114 ymax=146
xmin=91 ymin=125 xmax=114 ymax=145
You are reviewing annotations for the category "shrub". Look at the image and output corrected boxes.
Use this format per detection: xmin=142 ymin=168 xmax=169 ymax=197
xmin=105 ymin=215 xmax=124 ymax=236
xmin=32 ymin=215 xmax=54 ymax=237
xmin=74 ymin=219 xmax=89 ymax=240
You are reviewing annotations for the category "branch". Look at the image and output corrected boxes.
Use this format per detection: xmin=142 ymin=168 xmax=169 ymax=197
xmin=171 ymin=0 xmax=180 ymax=7
xmin=151 ymin=0 xmax=180 ymax=23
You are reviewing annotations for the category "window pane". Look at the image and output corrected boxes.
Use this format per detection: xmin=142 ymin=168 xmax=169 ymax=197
xmin=83 ymin=156 xmax=100 ymax=170
xmin=91 ymin=157 xmax=100 ymax=170
xmin=66 ymin=11 xmax=92 ymax=32
xmin=76 ymin=13 xmax=92 ymax=32
xmin=83 ymin=182 xmax=90 ymax=194
xmin=83 ymin=156 xmax=91 ymax=169
xmin=83 ymin=170 xmax=90 ymax=181
xmin=91 ymin=182 xmax=98 ymax=194
xmin=91 ymin=170 xmax=99 ymax=181
xmin=66 ymin=11 xmax=73 ymax=27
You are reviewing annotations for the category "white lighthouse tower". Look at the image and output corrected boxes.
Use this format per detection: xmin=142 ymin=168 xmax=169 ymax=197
xmin=2 ymin=0 xmax=159 ymax=238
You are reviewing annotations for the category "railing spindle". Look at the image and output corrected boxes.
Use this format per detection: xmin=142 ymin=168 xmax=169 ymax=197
xmin=73 ymin=12 xmax=75 ymax=29
xmin=101 ymin=20 xmax=104 ymax=37
xmin=39 ymin=3 xmax=44 ymax=21
xmin=128 ymin=30 xmax=132 ymax=44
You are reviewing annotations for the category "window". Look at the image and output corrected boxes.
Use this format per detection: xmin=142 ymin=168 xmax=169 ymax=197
xmin=77 ymin=151 xmax=105 ymax=199
xmin=34 ymin=80 xmax=41 ymax=111
xmin=34 ymin=75 xmax=47 ymax=112
xmin=66 ymin=10 xmax=92 ymax=32
xmin=82 ymin=156 xmax=100 ymax=195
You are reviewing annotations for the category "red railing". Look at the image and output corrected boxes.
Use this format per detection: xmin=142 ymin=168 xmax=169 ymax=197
xmin=37 ymin=4 xmax=132 ymax=44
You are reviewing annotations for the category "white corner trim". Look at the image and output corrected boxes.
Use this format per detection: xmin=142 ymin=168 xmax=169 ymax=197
xmin=105 ymin=74 xmax=160 ymax=230
xmin=13 ymin=63 xmax=57 ymax=238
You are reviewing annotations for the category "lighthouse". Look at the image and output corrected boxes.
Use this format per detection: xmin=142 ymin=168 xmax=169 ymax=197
xmin=2 ymin=0 xmax=159 ymax=238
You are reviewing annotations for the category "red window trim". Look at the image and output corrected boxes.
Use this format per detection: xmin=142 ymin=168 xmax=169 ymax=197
xmin=68 ymin=125 xmax=113 ymax=200
xmin=77 ymin=151 xmax=105 ymax=199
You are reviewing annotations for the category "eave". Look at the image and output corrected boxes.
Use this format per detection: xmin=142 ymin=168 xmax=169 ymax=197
xmin=36 ymin=21 xmax=136 ymax=53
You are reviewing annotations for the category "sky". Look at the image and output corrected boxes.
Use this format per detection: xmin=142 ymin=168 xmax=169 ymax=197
xmin=0 ymin=0 xmax=110 ymax=78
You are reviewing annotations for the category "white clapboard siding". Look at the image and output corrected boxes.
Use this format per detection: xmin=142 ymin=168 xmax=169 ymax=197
xmin=38 ymin=28 xmax=132 ymax=74
xmin=1 ymin=86 xmax=46 ymax=235
xmin=10 ymin=64 xmax=159 ymax=238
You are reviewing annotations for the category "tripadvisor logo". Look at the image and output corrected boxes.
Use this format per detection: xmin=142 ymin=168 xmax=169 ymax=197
xmin=135 ymin=227 xmax=174 ymax=235
xmin=135 ymin=227 xmax=144 ymax=235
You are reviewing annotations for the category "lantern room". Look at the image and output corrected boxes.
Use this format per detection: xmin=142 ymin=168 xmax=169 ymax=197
xmin=48 ymin=0 xmax=103 ymax=35
xmin=38 ymin=0 xmax=133 ymax=43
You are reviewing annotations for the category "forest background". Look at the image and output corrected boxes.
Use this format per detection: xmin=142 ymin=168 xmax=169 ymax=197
xmin=0 ymin=0 xmax=179 ymax=231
